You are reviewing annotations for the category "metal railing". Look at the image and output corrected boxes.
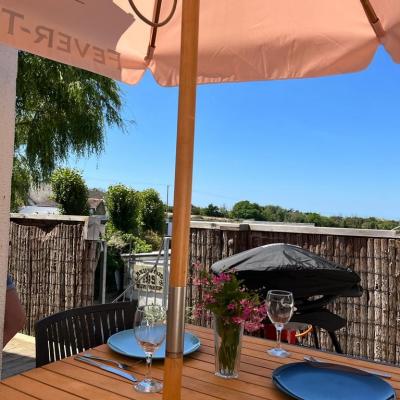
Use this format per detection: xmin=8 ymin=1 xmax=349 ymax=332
xmin=112 ymin=236 xmax=171 ymax=307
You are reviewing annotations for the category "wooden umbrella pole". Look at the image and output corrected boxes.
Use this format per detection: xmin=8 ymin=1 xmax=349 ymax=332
xmin=162 ymin=0 xmax=200 ymax=399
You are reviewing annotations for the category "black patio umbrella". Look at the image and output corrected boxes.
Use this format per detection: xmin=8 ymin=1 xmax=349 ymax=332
xmin=211 ymin=243 xmax=362 ymax=299
xmin=211 ymin=243 xmax=362 ymax=352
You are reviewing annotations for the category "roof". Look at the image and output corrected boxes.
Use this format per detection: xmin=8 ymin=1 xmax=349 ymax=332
xmin=88 ymin=198 xmax=104 ymax=209
xmin=88 ymin=189 xmax=105 ymax=199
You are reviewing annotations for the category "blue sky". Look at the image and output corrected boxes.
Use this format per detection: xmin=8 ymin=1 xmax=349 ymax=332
xmin=70 ymin=47 xmax=400 ymax=220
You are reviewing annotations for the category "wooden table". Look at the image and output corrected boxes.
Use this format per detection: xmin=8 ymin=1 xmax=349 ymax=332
xmin=1 ymin=324 xmax=399 ymax=399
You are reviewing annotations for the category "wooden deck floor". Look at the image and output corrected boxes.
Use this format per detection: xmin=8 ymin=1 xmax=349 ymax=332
xmin=1 ymin=333 xmax=35 ymax=380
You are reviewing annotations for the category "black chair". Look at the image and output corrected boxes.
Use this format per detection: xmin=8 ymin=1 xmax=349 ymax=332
xmin=35 ymin=301 xmax=137 ymax=367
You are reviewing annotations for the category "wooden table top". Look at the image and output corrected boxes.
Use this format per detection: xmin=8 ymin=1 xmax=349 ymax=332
xmin=1 ymin=324 xmax=400 ymax=399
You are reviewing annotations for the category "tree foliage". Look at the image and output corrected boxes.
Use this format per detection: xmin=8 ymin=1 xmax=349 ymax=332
xmin=105 ymin=186 xmax=165 ymax=274
xmin=188 ymin=200 xmax=399 ymax=230
xmin=141 ymin=189 xmax=165 ymax=234
xmin=105 ymin=184 xmax=141 ymax=234
xmin=191 ymin=204 xmax=202 ymax=215
xmin=105 ymin=224 xmax=152 ymax=254
xmin=50 ymin=168 xmax=89 ymax=215
xmin=231 ymin=200 xmax=265 ymax=220
xmin=202 ymin=203 xmax=228 ymax=218
xmin=13 ymin=52 xmax=124 ymax=208
xmin=11 ymin=157 xmax=31 ymax=212
xmin=142 ymin=229 xmax=163 ymax=250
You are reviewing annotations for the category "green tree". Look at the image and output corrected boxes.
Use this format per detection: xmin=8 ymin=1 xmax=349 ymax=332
xmin=105 ymin=185 xmax=151 ymax=282
xmin=231 ymin=200 xmax=265 ymax=220
xmin=142 ymin=229 xmax=163 ymax=250
xmin=105 ymin=184 xmax=141 ymax=234
xmin=218 ymin=205 xmax=230 ymax=218
xmin=11 ymin=157 xmax=31 ymax=212
xmin=304 ymin=212 xmax=323 ymax=226
xmin=12 ymin=52 xmax=124 ymax=209
xmin=285 ymin=210 xmax=307 ymax=224
xmin=191 ymin=204 xmax=202 ymax=215
xmin=262 ymin=205 xmax=286 ymax=222
xmin=50 ymin=168 xmax=89 ymax=215
xmin=105 ymin=226 xmax=152 ymax=254
xmin=141 ymin=189 xmax=165 ymax=234
xmin=202 ymin=203 xmax=226 ymax=218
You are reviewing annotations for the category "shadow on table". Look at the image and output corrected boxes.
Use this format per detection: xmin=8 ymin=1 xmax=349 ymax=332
xmin=2 ymin=350 xmax=36 ymax=380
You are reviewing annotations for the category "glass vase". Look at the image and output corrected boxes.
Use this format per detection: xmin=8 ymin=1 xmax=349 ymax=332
xmin=213 ymin=315 xmax=244 ymax=379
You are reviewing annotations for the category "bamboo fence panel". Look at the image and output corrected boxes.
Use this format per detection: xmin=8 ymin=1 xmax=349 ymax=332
xmin=8 ymin=219 xmax=100 ymax=336
xmin=367 ymin=238 xmax=375 ymax=360
xmin=381 ymin=239 xmax=389 ymax=362
xmin=352 ymin=238 xmax=361 ymax=358
xmin=388 ymin=239 xmax=397 ymax=363
xmin=188 ymin=226 xmax=400 ymax=365
xmin=358 ymin=238 xmax=367 ymax=358
xmin=374 ymin=238 xmax=382 ymax=360
xmin=395 ymin=240 xmax=400 ymax=363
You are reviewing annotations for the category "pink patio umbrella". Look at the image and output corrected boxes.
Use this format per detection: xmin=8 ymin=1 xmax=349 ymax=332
xmin=0 ymin=0 xmax=399 ymax=398
xmin=1 ymin=1 xmax=399 ymax=85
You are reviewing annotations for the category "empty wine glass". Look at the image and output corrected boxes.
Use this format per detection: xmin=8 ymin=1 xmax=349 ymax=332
xmin=266 ymin=290 xmax=294 ymax=358
xmin=133 ymin=304 xmax=167 ymax=393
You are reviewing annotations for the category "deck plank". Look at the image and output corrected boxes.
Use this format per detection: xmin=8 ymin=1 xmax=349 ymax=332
xmin=2 ymin=334 xmax=36 ymax=380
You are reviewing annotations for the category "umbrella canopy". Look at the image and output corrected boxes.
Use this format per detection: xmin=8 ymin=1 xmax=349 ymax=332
xmin=0 ymin=0 xmax=399 ymax=85
xmin=211 ymin=243 xmax=362 ymax=299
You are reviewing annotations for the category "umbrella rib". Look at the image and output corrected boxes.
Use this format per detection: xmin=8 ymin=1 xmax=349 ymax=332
xmin=359 ymin=0 xmax=385 ymax=40
xmin=145 ymin=0 xmax=163 ymax=62
xmin=128 ymin=0 xmax=177 ymax=28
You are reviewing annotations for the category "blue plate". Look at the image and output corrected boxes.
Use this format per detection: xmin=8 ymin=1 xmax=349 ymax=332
xmin=273 ymin=362 xmax=396 ymax=400
xmin=107 ymin=329 xmax=201 ymax=359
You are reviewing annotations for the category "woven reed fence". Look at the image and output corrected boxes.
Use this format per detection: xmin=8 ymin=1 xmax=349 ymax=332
xmin=187 ymin=222 xmax=400 ymax=365
xmin=8 ymin=216 xmax=101 ymax=335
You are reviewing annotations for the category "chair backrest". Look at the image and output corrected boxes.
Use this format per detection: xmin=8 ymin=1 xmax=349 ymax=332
xmin=35 ymin=301 xmax=137 ymax=367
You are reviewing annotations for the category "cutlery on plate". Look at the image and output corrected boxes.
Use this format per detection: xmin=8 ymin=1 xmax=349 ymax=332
xmin=81 ymin=352 xmax=130 ymax=370
xmin=304 ymin=355 xmax=391 ymax=379
xmin=75 ymin=356 xmax=137 ymax=382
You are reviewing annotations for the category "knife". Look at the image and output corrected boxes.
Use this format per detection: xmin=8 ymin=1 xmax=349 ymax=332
xmin=304 ymin=356 xmax=391 ymax=379
xmin=75 ymin=355 xmax=137 ymax=382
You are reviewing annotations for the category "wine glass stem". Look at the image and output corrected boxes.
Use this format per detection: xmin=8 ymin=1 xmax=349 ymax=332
xmin=275 ymin=324 xmax=283 ymax=349
xmin=145 ymin=353 xmax=153 ymax=381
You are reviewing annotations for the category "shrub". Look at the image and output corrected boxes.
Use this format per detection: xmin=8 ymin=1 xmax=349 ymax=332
xmin=141 ymin=188 xmax=165 ymax=234
xmin=50 ymin=168 xmax=89 ymax=215
xmin=143 ymin=229 xmax=163 ymax=251
xmin=106 ymin=223 xmax=152 ymax=252
xmin=105 ymin=184 xmax=141 ymax=234
xmin=231 ymin=200 xmax=265 ymax=220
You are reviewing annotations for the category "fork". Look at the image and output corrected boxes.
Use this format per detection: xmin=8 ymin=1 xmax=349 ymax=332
xmin=81 ymin=353 xmax=130 ymax=370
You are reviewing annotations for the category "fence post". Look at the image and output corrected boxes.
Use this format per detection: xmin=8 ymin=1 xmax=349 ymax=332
xmin=101 ymin=241 xmax=107 ymax=304
xmin=163 ymin=236 xmax=171 ymax=307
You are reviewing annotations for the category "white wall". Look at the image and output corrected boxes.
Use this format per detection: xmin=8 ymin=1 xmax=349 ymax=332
xmin=0 ymin=44 xmax=18 ymax=378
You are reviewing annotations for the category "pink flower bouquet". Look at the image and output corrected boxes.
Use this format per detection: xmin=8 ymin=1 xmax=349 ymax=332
xmin=193 ymin=266 xmax=267 ymax=377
